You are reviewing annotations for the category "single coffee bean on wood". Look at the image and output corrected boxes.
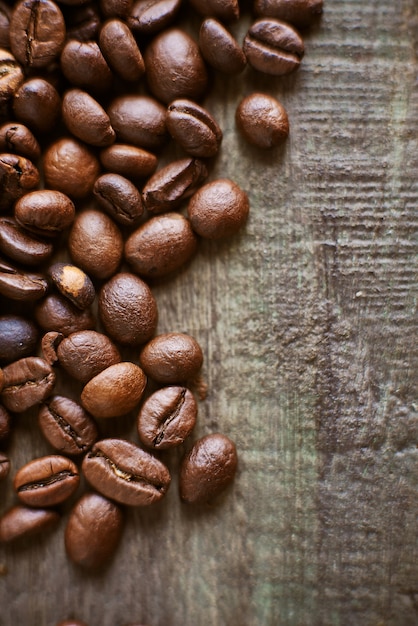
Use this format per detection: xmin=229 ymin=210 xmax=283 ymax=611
xmin=62 ymin=89 xmax=115 ymax=148
xmin=187 ymin=178 xmax=249 ymax=239
xmin=14 ymin=454 xmax=79 ymax=507
xmin=100 ymin=144 xmax=157 ymax=181
xmin=60 ymin=40 xmax=113 ymax=94
xmin=236 ymin=92 xmax=289 ymax=149
xmin=48 ymin=263 xmax=95 ymax=310
xmin=12 ymin=77 xmax=61 ymax=134
xmin=99 ymin=273 xmax=158 ymax=345
xmin=43 ymin=138 xmax=100 ymax=199
xmin=0 ymin=452 xmax=10 ymax=480
xmin=0 ymin=258 xmax=48 ymax=301
xmin=243 ymin=18 xmax=304 ymax=75
xmin=0 ymin=404 xmax=10 ymax=440
xmin=199 ymin=18 xmax=246 ymax=74
xmin=128 ymin=0 xmax=181 ymax=35
xmin=253 ymin=0 xmax=323 ymax=28
xmin=137 ymin=386 xmax=197 ymax=449
xmin=93 ymin=173 xmax=144 ymax=226
xmin=124 ymin=213 xmax=197 ymax=278
xmin=81 ymin=362 xmax=147 ymax=418
xmin=38 ymin=395 xmax=98 ymax=456
xmin=179 ymin=433 xmax=238 ymax=504
xmin=0 ymin=153 xmax=39 ymax=210
xmin=56 ymin=330 xmax=121 ymax=384
xmin=1 ymin=356 xmax=55 ymax=412
xmin=0 ymin=315 xmax=38 ymax=364
xmin=64 ymin=492 xmax=124 ymax=569
xmin=107 ymin=95 xmax=167 ymax=150
xmin=166 ymin=99 xmax=223 ymax=158
xmin=82 ymin=438 xmax=171 ymax=506
xmin=34 ymin=293 xmax=95 ymax=336
xmin=99 ymin=19 xmax=145 ymax=82
xmin=0 ymin=217 xmax=54 ymax=266
xmin=139 ymin=332 xmax=203 ymax=384
xmin=14 ymin=190 xmax=75 ymax=237
xmin=0 ymin=122 xmax=41 ymax=161
xmin=0 ymin=505 xmax=60 ymax=543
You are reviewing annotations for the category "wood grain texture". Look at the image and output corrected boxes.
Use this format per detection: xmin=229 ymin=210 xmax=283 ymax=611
xmin=1 ymin=1 xmax=418 ymax=625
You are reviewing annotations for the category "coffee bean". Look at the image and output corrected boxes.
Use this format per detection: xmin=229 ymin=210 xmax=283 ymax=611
xmin=137 ymin=386 xmax=197 ymax=449
xmin=125 ymin=213 xmax=197 ymax=278
xmin=1 ymin=356 xmax=56 ymax=412
xmin=0 ymin=218 xmax=53 ymax=267
xmin=93 ymin=173 xmax=144 ymax=226
xmin=0 ymin=122 xmax=41 ymax=161
xmin=166 ymin=99 xmax=222 ymax=158
xmin=254 ymin=0 xmax=323 ymax=28
xmin=14 ymin=190 xmax=75 ymax=237
xmin=99 ymin=19 xmax=145 ymax=82
xmin=64 ymin=3 xmax=101 ymax=41
xmin=13 ymin=78 xmax=61 ymax=135
xmin=0 ymin=2 xmax=11 ymax=49
xmin=128 ymin=0 xmax=181 ymax=35
xmin=81 ymin=361 xmax=147 ymax=418
xmin=107 ymin=95 xmax=167 ymax=150
xmin=99 ymin=273 xmax=158 ymax=345
xmin=43 ymin=137 xmax=100 ymax=199
xmin=82 ymin=438 xmax=171 ymax=506
xmin=145 ymin=28 xmax=208 ymax=104
xmin=199 ymin=18 xmax=246 ymax=74
xmin=35 ymin=293 xmax=95 ymax=336
xmin=243 ymin=18 xmax=304 ymax=75
xmin=100 ymin=0 xmax=132 ymax=19
xmin=60 ymin=40 xmax=113 ymax=94
xmin=0 ymin=505 xmax=60 ymax=543
xmin=187 ymin=178 xmax=249 ymax=239
xmin=0 ymin=258 xmax=48 ymax=302
xmin=64 ymin=492 xmax=124 ymax=569
xmin=38 ymin=395 xmax=98 ymax=455
xmin=189 ymin=0 xmax=239 ymax=22
xmin=0 ymin=314 xmax=39 ymax=364
xmin=62 ymin=88 xmax=115 ymax=148
xmin=100 ymin=144 xmax=157 ymax=181
xmin=41 ymin=331 xmax=63 ymax=366
xmin=56 ymin=330 xmax=121 ymax=384
xmin=139 ymin=332 xmax=203 ymax=384
xmin=142 ymin=157 xmax=208 ymax=214
xmin=236 ymin=92 xmax=289 ymax=148
xmin=0 ymin=153 xmax=39 ymax=210
xmin=0 ymin=451 xmax=10 ymax=480
xmin=48 ymin=263 xmax=95 ymax=310
xmin=9 ymin=0 xmax=66 ymax=68
xmin=179 ymin=433 xmax=237 ymax=503
xmin=68 ymin=209 xmax=123 ymax=280
xmin=14 ymin=454 xmax=79 ymax=507
xmin=0 ymin=404 xmax=11 ymax=440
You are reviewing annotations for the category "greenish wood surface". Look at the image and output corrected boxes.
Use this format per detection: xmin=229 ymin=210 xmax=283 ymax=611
xmin=1 ymin=1 xmax=418 ymax=625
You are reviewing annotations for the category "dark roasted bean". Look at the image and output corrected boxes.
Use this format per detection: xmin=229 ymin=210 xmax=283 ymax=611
xmin=14 ymin=454 xmax=79 ymax=507
xmin=0 ymin=451 xmax=10 ymax=480
xmin=60 ymin=40 xmax=113 ymax=94
xmin=64 ymin=2 xmax=101 ymax=41
xmin=0 ymin=1 xmax=11 ymax=49
xmin=1 ymin=356 xmax=55 ymax=412
xmin=139 ymin=332 xmax=203 ymax=384
xmin=0 ymin=122 xmax=41 ymax=161
xmin=56 ymin=330 xmax=121 ymax=384
xmin=93 ymin=173 xmax=143 ymax=226
xmin=13 ymin=78 xmax=61 ymax=135
xmin=0 ymin=218 xmax=53 ymax=266
xmin=100 ymin=0 xmax=132 ymax=19
xmin=0 ymin=49 xmax=24 ymax=116
xmin=189 ymin=0 xmax=239 ymax=22
xmin=0 ymin=505 xmax=60 ymax=543
xmin=35 ymin=293 xmax=95 ymax=336
xmin=243 ymin=18 xmax=304 ymax=75
xmin=0 ymin=258 xmax=48 ymax=301
xmin=99 ymin=19 xmax=145 ymax=82
xmin=128 ymin=0 xmax=181 ymax=35
xmin=0 ymin=404 xmax=11 ymax=440
xmin=0 ymin=153 xmax=39 ymax=210
xmin=166 ymin=99 xmax=222 ymax=158
xmin=0 ymin=314 xmax=39 ymax=364
xmin=38 ymin=395 xmax=98 ymax=455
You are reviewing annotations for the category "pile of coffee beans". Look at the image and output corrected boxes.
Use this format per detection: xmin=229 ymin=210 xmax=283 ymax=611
xmin=0 ymin=0 xmax=323 ymax=596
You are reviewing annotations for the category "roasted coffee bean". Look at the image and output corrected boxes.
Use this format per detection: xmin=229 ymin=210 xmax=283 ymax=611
xmin=199 ymin=18 xmax=246 ymax=74
xmin=128 ymin=0 xmax=181 ymax=35
xmin=142 ymin=157 xmax=208 ymax=214
xmin=0 ymin=2 xmax=11 ymax=49
xmin=48 ymin=263 xmax=95 ymax=310
xmin=166 ymin=99 xmax=222 ymax=158
xmin=56 ymin=330 xmax=120 ymax=384
xmin=64 ymin=492 xmax=124 ymax=569
xmin=179 ymin=433 xmax=238 ymax=503
xmin=39 ymin=395 xmax=98 ymax=455
xmin=236 ymin=92 xmax=289 ymax=148
xmin=0 ymin=451 xmax=10 ymax=480
xmin=243 ymin=18 xmax=304 ymax=76
xmin=35 ymin=293 xmax=95 ymax=336
xmin=1 ymin=356 xmax=55 ymax=412
xmin=93 ymin=173 xmax=143 ymax=226
xmin=139 ymin=332 xmax=203 ymax=384
xmin=9 ymin=0 xmax=66 ymax=68
xmin=82 ymin=438 xmax=171 ymax=506
xmin=187 ymin=178 xmax=249 ymax=239
xmin=81 ymin=361 xmax=147 ymax=418
xmin=254 ymin=0 xmax=323 ymax=28
xmin=145 ymin=28 xmax=208 ymax=104
xmin=41 ymin=331 xmax=63 ymax=365
xmin=99 ymin=19 xmax=145 ymax=82
xmin=0 ymin=314 xmax=39 ymax=364
xmin=0 ymin=49 xmax=24 ymax=115
xmin=107 ymin=95 xmax=167 ymax=151
xmin=99 ymin=272 xmax=158 ymax=345
xmin=100 ymin=143 xmax=157 ymax=181
xmin=0 ymin=505 xmax=60 ymax=543
xmin=125 ymin=213 xmax=197 ymax=278
xmin=137 ymin=386 xmax=197 ymax=449
xmin=62 ymin=89 xmax=115 ymax=148
xmin=100 ymin=0 xmax=132 ymax=18
xmin=68 ymin=209 xmax=123 ymax=279
xmin=189 ymin=0 xmax=239 ymax=22
xmin=0 ymin=404 xmax=11 ymax=440
xmin=14 ymin=454 xmax=79 ymax=507
xmin=14 ymin=190 xmax=75 ymax=237
xmin=43 ymin=137 xmax=100 ymax=199
xmin=0 ymin=153 xmax=39 ymax=210
xmin=60 ymin=40 xmax=113 ymax=94
xmin=0 ymin=218 xmax=53 ymax=267
xmin=13 ymin=78 xmax=61 ymax=135
xmin=64 ymin=2 xmax=101 ymax=41
xmin=0 ymin=258 xmax=48 ymax=301
xmin=0 ymin=123 xmax=41 ymax=161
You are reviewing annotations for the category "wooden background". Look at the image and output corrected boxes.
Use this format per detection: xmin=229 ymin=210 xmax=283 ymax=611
xmin=1 ymin=1 xmax=418 ymax=624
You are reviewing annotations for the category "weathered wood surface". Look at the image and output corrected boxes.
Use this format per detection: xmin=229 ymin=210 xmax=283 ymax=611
xmin=1 ymin=1 xmax=418 ymax=625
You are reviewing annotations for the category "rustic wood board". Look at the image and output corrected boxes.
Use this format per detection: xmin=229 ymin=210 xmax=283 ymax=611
xmin=1 ymin=1 xmax=418 ymax=625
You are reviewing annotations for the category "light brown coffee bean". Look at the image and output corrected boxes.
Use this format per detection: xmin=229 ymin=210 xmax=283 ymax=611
xmin=48 ymin=263 xmax=95 ymax=310
xmin=107 ymin=95 xmax=167 ymax=150
xmin=166 ymin=99 xmax=222 ymax=158
xmin=236 ymin=92 xmax=289 ymax=149
xmin=62 ymin=89 xmax=115 ymax=147
xmin=43 ymin=138 xmax=100 ymax=199
xmin=100 ymin=144 xmax=157 ymax=181
xmin=1 ymin=356 xmax=55 ymax=412
xmin=38 ymin=395 xmax=98 ymax=455
xmin=41 ymin=331 xmax=63 ymax=366
xmin=139 ymin=332 xmax=203 ymax=384
xmin=14 ymin=454 xmax=79 ymax=507
xmin=0 ymin=505 xmax=60 ymax=543
xmin=243 ymin=18 xmax=304 ymax=75
xmin=199 ymin=18 xmax=246 ymax=74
